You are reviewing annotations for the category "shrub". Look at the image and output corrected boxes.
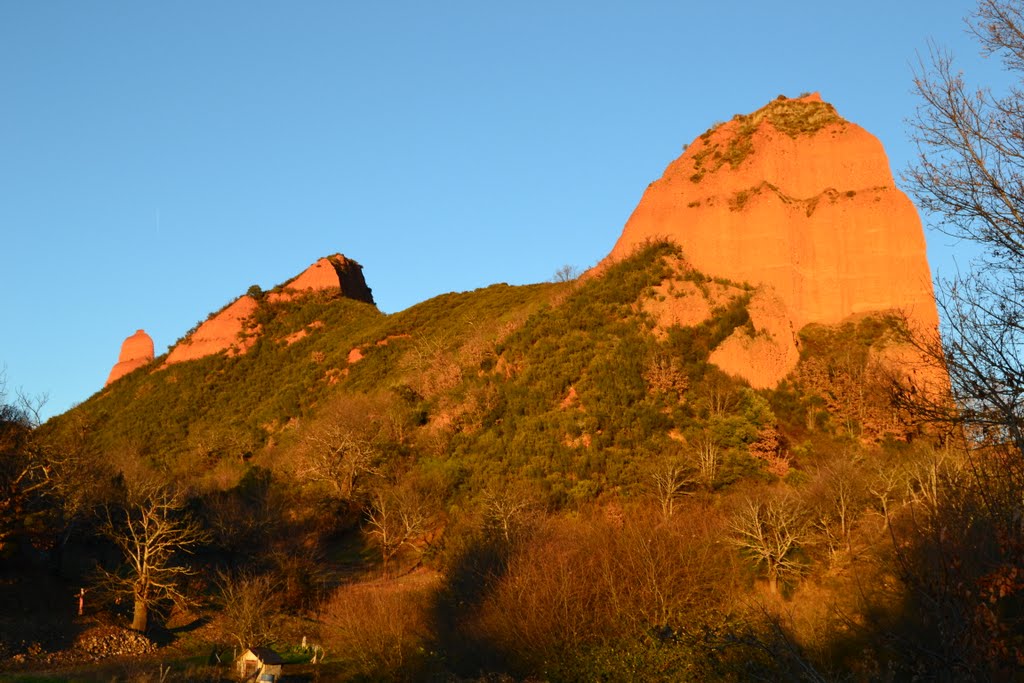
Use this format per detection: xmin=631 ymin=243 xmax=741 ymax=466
xmin=320 ymin=577 xmax=436 ymax=678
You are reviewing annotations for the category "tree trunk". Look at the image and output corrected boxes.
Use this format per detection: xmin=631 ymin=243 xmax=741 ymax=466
xmin=132 ymin=598 xmax=148 ymax=632
xmin=767 ymin=568 xmax=778 ymax=595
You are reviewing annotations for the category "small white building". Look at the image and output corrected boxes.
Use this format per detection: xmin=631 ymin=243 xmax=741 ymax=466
xmin=237 ymin=647 xmax=284 ymax=682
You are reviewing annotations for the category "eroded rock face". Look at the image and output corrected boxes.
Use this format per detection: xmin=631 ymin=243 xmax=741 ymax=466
xmin=709 ymin=288 xmax=801 ymax=389
xmin=162 ymin=253 xmax=374 ymax=366
xmin=607 ymin=94 xmax=938 ymax=333
xmin=604 ymin=94 xmax=939 ymax=387
xmin=165 ymin=295 xmax=260 ymax=365
xmin=269 ymin=254 xmax=374 ymax=304
xmin=105 ymin=330 xmax=155 ymax=385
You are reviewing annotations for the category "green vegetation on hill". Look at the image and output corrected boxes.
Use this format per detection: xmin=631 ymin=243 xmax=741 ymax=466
xmin=54 ymin=279 xmax=559 ymax=469
xmin=444 ymin=244 xmax=765 ymax=503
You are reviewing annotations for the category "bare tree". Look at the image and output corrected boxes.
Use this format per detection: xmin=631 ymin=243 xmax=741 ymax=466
xmin=730 ymin=493 xmax=809 ymax=595
xmin=868 ymin=463 xmax=908 ymax=529
xmin=299 ymin=424 xmax=379 ymax=501
xmin=0 ymin=378 xmax=52 ymax=552
xmin=98 ymin=479 xmax=206 ymax=632
xmin=404 ymin=333 xmax=464 ymax=397
xmin=295 ymin=395 xmax=387 ymax=501
xmin=905 ymin=0 xmax=1024 ymax=452
xmin=808 ymin=462 xmax=867 ymax=566
xmin=481 ymin=487 xmax=536 ymax=543
xmin=648 ymin=456 xmax=695 ymax=519
xmin=217 ymin=571 xmax=282 ymax=649
xmin=365 ymin=487 xmax=433 ymax=572
xmin=643 ymin=353 xmax=688 ymax=399
xmin=693 ymin=430 xmax=722 ymax=490
xmin=552 ymin=264 xmax=580 ymax=283
xmin=853 ymin=12 xmax=1024 ymax=668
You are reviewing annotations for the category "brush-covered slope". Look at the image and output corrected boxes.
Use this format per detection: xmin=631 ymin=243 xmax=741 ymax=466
xmin=45 ymin=243 xmax=914 ymax=498
xmin=58 ymin=277 xmax=557 ymax=466
xmin=14 ymin=241 xmax=948 ymax=683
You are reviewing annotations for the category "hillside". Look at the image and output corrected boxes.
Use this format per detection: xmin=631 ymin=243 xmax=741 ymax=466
xmin=5 ymin=95 xmax=1010 ymax=683
xmin=45 ymin=240 xmax=916 ymax=497
xmin=10 ymin=241 xmax=943 ymax=680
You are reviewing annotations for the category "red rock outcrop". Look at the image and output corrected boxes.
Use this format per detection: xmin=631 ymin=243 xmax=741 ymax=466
xmin=162 ymin=253 xmax=374 ymax=366
xmin=709 ymin=288 xmax=801 ymax=389
xmin=105 ymin=330 xmax=155 ymax=385
xmin=603 ymin=94 xmax=939 ymax=387
xmin=165 ymin=295 xmax=260 ymax=365
xmin=283 ymin=320 xmax=325 ymax=346
xmin=268 ymin=254 xmax=374 ymax=304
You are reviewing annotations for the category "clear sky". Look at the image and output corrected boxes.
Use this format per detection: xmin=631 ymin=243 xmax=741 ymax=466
xmin=0 ymin=1 xmax=991 ymax=419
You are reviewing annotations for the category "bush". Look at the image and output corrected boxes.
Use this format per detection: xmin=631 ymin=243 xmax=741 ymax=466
xmin=320 ymin=577 xmax=436 ymax=678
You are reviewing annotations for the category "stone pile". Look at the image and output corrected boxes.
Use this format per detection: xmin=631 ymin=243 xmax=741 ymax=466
xmin=76 ymin=628 xmax=157 ymax=660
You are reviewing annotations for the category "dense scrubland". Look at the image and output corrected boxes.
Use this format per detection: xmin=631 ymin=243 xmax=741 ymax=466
xmin=1 ymin=241 xmax=1016 ymax=682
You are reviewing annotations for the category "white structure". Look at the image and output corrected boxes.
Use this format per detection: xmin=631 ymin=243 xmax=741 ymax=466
xmin=237 ymin=647 xmax=284 ymax=682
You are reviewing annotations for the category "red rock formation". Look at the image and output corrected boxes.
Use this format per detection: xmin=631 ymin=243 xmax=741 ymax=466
xmin=603 ymin=94 xmax=940 ymax=387
xmin=165 ymin=295 xmax=259 ymax=365
xmin=161 ymin=253 xmax=373 ymax=366
xmin=709 ymin=288 xmax=801 ymax=389
xmin=607 ymin=94 xmax=938 ymax=332
xmin=269 ymin=254 xmax=374 ymax=304
xmin=105 ymin=330 xmax=155 ymax=385
xmin=283 ymin=320 xmax=325 ymax=346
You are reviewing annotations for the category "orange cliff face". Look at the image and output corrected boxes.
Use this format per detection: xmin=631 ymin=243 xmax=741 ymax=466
xmin=268 ymin=254 xmax=374 ymax=304
xmin=607 ymin=93 xmax=938 ymax=334
xmin=105 ymin=330 xmax=155 ymax=385
xmin=163 ymin=253 xmax=374 ymax=366
xmin=602 ymin=94 xmax=940 ymax=388
xmin=165 ymin=295 xmax=260 ymax=365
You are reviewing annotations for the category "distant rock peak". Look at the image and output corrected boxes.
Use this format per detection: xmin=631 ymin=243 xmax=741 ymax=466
xmin=105 ymin=329 xmax=154 ymax=386
xmin=269 ymin=254 xmax=374 ymax=304
xmin=93 ymin=252 xmax=374 ymax=374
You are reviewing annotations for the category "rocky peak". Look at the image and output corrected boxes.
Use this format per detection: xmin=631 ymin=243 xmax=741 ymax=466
xmin=269 ymin=254 xmax=374 ymax=304
xmin=164 ymin=253 xmax=373 ymax=366
xmin=603 ymin=93 xmax=939 ymax=387
xmin=105 ymin=330 xmax=154 ymax=386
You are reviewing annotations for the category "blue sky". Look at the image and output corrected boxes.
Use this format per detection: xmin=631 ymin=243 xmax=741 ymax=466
xmin=0 ymin=1 xmax=988 ymax=418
